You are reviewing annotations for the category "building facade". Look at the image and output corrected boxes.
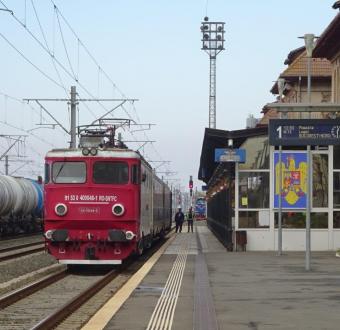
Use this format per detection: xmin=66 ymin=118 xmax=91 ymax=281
xmin=199 ymin=8 xmax=340 ymax=252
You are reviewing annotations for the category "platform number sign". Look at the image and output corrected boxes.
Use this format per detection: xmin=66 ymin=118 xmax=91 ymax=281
xmin=269 ymin=119 xmax=340 ymax=146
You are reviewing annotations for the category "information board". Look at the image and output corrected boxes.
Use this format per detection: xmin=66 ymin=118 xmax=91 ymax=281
xmin=214 ymin=148 xmax=246 ymax=163
xmin=269 ymin=119 xmax=340 ymax=146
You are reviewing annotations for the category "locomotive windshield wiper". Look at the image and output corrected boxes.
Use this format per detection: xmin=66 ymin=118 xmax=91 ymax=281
xmin=54 ymin=162 xmax=66 ymax=182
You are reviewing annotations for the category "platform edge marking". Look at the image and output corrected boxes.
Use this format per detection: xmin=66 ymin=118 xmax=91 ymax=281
xmin=81 ymin=235 xmax=176 ymax=330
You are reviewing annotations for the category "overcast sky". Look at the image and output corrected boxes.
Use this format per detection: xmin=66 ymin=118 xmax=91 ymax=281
xmin=0 ymin=0 xmax=337 ymax=190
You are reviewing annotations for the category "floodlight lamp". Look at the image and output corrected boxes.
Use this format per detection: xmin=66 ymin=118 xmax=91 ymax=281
xmin=304 ymin=34 xmax=315 ymax=57
xmin=218 ymin=44 xmax=223 ymax=50
xmin=204 ymin=16 xmax=209 ymax=22
xmin=277 ymin=78 xmax=285 ymax=100
xmin=218 ymin=26 xmax=223 ymax=32
xmin=204 ymin=34 xmax=209 ymax=40
xmin=217 ymin=35 xmax=222 ymax=41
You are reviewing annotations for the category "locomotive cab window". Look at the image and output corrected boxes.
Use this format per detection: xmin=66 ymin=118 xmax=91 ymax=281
xmin=52 ymin=161 xmax=86 ymax=183
xmin=44 ymin=163 xmax=50 ymax=184
xmin=93 ymin=161 xmax=129 ymax=184
xmin=131 ymin=164 xmax=140 ymax=184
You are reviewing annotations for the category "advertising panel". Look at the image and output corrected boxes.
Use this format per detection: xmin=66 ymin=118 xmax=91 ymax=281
xmin=274 ymin=152 xmax=307 ymax=209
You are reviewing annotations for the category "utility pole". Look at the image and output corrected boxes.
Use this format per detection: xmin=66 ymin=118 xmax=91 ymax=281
xmin=24 ymin=86 xmax=138 ymax=149
xmin=0 ymin=135 xmax=28 ymax=176
xmin=4 ymin=155 xmax=8 ymax=175
xmin=70 ymin=86 xmax=77 ymax=148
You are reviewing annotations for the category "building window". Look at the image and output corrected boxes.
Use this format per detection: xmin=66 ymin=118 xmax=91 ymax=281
xmin=334 ymin=173 xmax=340 ymax=208
xmin=334 ymin=146 xmax=340 ymax=169
xmin=239 ymin=172 xmax=269 ymax=208
xmin=312 ymin=154 xmax=328 ymax=208
xmin=238 ymin=136 xmax=269 ymax=170
xmin=239 ymin=210 xmax=269 ymax=228
xmin=334 ymin=211 xmax=340 ymax=228
xmin=274 ymin=212 xmax=328 ymax=229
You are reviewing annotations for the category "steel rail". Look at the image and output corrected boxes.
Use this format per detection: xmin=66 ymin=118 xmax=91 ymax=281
xmin=31 ymin=268 xmax=120 ymax=330
xmin=0 ymin=270 xmax=67 ymax=309
xmin=0 ymin=241 xmax=43 ymax=254
xmin=0 ymin=233 xmax=42 ymax=242
xmin=31 ymin=230 xmax=175 ymax=330
xmin=0 ymin=246 xmax=45 ymax=262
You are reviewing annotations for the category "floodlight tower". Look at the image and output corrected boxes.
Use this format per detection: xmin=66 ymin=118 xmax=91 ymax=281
xmin=201 ymin=17 xmax=225 ymax=129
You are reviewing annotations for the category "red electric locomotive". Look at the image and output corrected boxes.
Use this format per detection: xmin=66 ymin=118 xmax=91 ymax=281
xmin=43 ymin=125 xmax=172 ymax=264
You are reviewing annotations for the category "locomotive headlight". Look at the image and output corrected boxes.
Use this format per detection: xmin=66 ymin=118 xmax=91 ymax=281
xmin=82 ymin=148 xmax=90 ymax=156
xmin=90 ymin=147 xmax=98 ymax=156
xmin=112 ymin=203 xmax=125 ymax=216
xmin=45 ymin=229 xmax=55 ymax=240
xmin=125 ymin=231 xmax=135 ymax=240
xmin=55 ymin=203 xmax=68 ymax=216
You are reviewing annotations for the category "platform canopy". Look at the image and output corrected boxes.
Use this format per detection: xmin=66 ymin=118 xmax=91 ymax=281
xmin=198 ymin=126 xmax=268 ymax=184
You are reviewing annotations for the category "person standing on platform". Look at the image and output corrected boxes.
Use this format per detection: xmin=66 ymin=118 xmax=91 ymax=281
xmin=174 ymin=208 xmax=184 ymax=233
xmin=187 ymin=207 xmax=194 ymax=233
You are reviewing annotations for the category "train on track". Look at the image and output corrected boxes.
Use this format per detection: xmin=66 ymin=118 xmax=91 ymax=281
xmin=44 ymin=123 xmax=172 ymax=265
xmin=0 ymin=176 xmax=43 ymax=237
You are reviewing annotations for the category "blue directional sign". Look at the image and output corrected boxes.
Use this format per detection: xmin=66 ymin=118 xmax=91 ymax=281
xmin=214 ymin=148 xmax=246 ymax=163
xmin=269 ymin=119 xmax=340 ymax=146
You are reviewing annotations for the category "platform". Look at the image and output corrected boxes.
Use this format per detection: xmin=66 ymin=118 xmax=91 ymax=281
xmin=83 ymin=221 xmax=340 ymax=330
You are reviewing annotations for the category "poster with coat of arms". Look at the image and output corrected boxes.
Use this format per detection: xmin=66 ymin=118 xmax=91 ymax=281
xmin=274 ymin=152 xmax=307 ymax=209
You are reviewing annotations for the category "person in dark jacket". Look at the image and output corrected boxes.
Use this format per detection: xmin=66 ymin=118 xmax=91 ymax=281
xmin=187 ymin=207 xmax=194 ymax=232
xmin=174 ymin=208 xmax=184 ymax=233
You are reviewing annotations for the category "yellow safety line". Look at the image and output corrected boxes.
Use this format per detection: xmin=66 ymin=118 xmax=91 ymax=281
xmin=81 ymin=234 xmax=176 ymax=330
xmin=146 ymin=238 xmax=189 ymax=330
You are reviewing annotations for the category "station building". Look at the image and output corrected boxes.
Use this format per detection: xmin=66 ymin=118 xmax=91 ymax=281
xmin=198 ymin=8 xmax=340 ymax=251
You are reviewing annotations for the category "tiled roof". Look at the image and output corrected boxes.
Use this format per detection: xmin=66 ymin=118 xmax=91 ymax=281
xmin=284 ymin=46 xmax=305 ymax=65
xmin=281 ymin=51 xmax=332 ymax=78
xmin=258 ymin=109 xmax=278 ymax=125
xmin=314 ymin=12 xmax=340 ymax=59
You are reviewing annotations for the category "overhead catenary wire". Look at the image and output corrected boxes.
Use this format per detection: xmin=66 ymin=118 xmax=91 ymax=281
xmin=0 ymin=91 xmax=55 ymax=127
xmin=30 ymin=0 xmax=69 ymax=98
xmin=0 ymin=120 xmax=58 ymax=148
xmin=0 ymin=31 xmax=65 ymax=89
xmin=1 ymin=0 xmax=173 ymax=175
xmin=0 ymin=0 xmax=99 ymax=120
xmin=55 ymin=7 xmax=77 ymax=80
xmin=2 ymin=0 xmax=141 ymax=130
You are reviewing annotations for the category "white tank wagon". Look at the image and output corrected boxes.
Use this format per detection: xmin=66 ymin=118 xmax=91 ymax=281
xmin=0 ymin=175 xmax=43 ymax=237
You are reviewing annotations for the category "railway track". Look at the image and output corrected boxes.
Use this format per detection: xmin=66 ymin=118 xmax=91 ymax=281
xmin=0 ymin=233 xmax=173 ymax=330
xmin=0 ymin=242 xmax=45 ymax=262
xmin=0 ymin=269 xmax=68 ymax=309
xmin=0 ymin=233 xmax=42 ymax=242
